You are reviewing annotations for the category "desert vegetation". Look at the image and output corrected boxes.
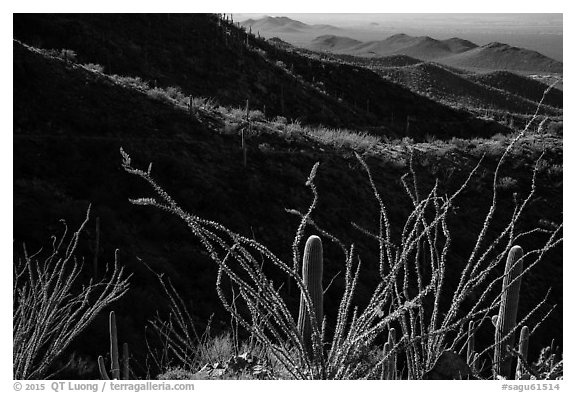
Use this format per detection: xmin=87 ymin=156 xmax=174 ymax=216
xmin=13 ymin=208 xmax=130 ymax=379
xmin=13 ymin=13 xmax=562 ymax=381
xmin=110 ymin=101 xmax=561 ymax=379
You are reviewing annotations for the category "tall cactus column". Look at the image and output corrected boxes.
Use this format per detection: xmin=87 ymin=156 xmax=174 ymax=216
xmin=494 ymin=245 xmax=524 ymax=379
xmin=297 ymin=235 xmax=324 ymax=358
xmin=98 ymin=311 xmax=130 ymax=380
xmin=516 ymin=326 xmax=530 ymax=379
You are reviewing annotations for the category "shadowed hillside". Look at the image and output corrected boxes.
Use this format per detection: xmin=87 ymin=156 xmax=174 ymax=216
xmin=470 ymin=71 xmax=563 ymax=108
xmin=375 ymin=62 xmax=562 ymax=116
xmin=13 ymin=13 xmax=508 ymax=140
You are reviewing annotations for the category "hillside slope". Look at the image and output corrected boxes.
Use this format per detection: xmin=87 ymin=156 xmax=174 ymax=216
xmin=439 ymin=42 xmax=563 ymax=73
xmin=376 ymin=62 xmax=562 ymax=116
xmin=469 ymin=71 xmax=563 ymax=108
xmin=13 ymin=13 xmax=507 ymax=140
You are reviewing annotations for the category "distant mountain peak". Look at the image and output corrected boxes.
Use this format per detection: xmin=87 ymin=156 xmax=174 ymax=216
xmin=484 ymin=42 xmax=512 ymax=49
xmin=264 ymin=16 xmax=305 ymax=25
xmin=386 ymin=33 xmax=415 ymax=42
xmin=240 ymin=15 xmax=339 ymax=32
xmin=441 ymin=37 xmax=478 ymax=53
xmin=310 ymin=35 xmax=362 ymax=51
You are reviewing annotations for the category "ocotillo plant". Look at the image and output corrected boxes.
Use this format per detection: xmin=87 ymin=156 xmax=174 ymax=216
xmin=297 ymin=235 xmax=324 ymax=359
xmin=494 ymin=245 xmax=524 ymax=379
xmin=98 ymin=311 xmax=130 ymax=380
xmin=515 ymin=326 xmax=530 ymax=379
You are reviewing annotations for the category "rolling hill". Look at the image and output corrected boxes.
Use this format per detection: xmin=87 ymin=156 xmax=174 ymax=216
xmin=309 ymin=33 xmax=478 ymax=60
xmin=438 ymin=42 xmax=563 ymax=74
xmin=375 ymin=62 xmax=562 ymax=116
xmin=469 ymin=71 xmax=563 ymax=108
xmin=307 ymin=33 xmax=562 ymax=74
xmin=309 ymin=35 xmax=362 ymax=51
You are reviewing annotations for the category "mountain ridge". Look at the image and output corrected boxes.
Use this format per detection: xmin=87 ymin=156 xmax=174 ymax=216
xmin=306 ymin=32 xmax=562 ymax=73
xmin=439 ymin=41 xmax=563 ymax=73
xmin=240 ymin=16 xmax=341 ymax=34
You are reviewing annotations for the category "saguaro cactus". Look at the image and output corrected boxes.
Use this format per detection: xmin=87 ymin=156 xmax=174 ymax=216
xmin=466 ymin=320 xmax=475 ymax=365
xmin=387 ymin=328 xmax=397 ymax=380
xmin=98 ymin=311 xmax=130 ymax=380
xmin=381 ymin=341 xmax=391 ymax=379
xmin=297 ymin=235 xmax=324 ymax=358
xmin=494 ymin=245 xmax=524 ymax=379
xmin=515 ymin=326 xmax=530 ymax=379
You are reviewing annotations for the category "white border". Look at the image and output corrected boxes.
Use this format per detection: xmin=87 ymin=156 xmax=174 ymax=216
xmin=5 ymin=1 xmax=571 ymax=390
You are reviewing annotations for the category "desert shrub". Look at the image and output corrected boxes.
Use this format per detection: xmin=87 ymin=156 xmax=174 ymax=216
xmin=305 ymin=126 xmax=381 ymax=152
xmin=84 ymin=63 xmax=105 ymax=73
xmin=164 ymin=86 xmax=187 ymax=103
xmin=248 ymin=110 xmax=265 ymax=122
xmin=473 ymin=140 xmax=506 ymax=158
xmin=13 ymin=208 xmax=130 ymax=379
xmin=278 ymin=120 xmax=303 ymax=138
xmin=147 ymin=88 xmax=174 ymax=104
xmin=227 ymin=107 xmax=247 ymax=121
xmin=146 ymin=86 xmax=187 ymax=105
xmin=401 ymin=136 xmax=415 ymax=145
xmin=273 ymin=116 xmax=288 ymax=125
xmin=496 ymin=176 xmax=518 ymax=191
xmin=38 ymin=48 xmax=77 ymax=62
xmin=59 ymin=49 xmax=77 ymax=62
xmin=491 ymin=133 xmax=508 ymax=142
xmin=111 ymin=75 xmax=150 ymax=91
xmin=189 ymin=96 xmax=217 ymax=112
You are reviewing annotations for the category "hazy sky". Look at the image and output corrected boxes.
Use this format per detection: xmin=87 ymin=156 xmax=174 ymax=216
xmin=234 ymin=13 xmax=563 ymax=60
xmin=236 ymin=13 xmax=562 ymax=31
